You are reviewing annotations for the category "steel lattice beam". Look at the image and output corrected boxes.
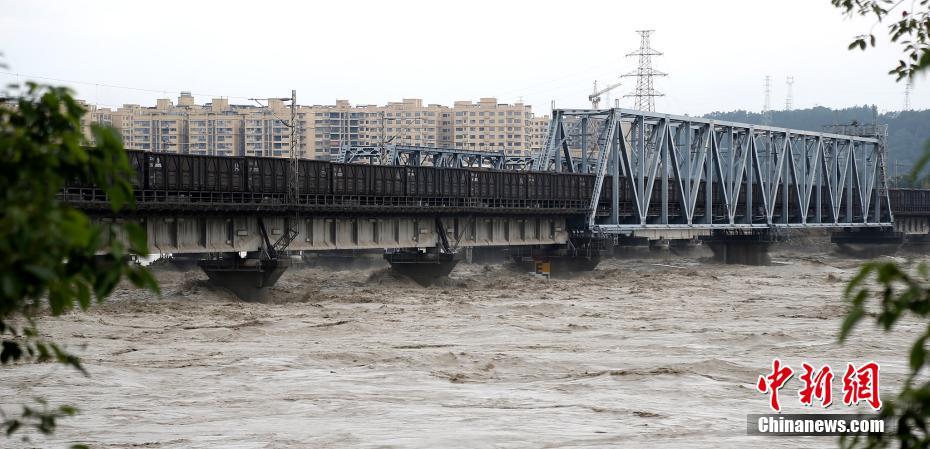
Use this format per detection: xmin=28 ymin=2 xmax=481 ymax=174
xmin=337 ymin=144 xmax=519 ymax=169
xmin=548 ymin=108 xmax=894 ymax=233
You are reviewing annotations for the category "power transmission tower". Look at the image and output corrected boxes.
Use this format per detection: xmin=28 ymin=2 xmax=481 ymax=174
xmin=784 ymin=76 xmax=794 ymax=111
xmin=762 ymin=75 xmax=773 ymax=125
xmin=904 ymin=79 xmax=913 ymax=111
xmin=289 ymin=89 xmax=299 ymax=201
xmin=622 ymin=30 xmax=666 ymax=112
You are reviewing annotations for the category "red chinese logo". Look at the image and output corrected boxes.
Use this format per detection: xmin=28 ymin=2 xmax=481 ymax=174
xmin=757 ymin=359 xmax=794 ymax=412
xmin=798 ymin=363 xmax=834 ymax=407
xmin=758 ymin=360 xmax=880 ymax=411
xmin=842 ymin=362 xmax=882 ymax=410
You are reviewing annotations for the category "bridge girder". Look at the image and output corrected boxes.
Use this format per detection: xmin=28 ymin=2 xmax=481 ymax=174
xmin=121 ymin=215 xmax=571 ymax=255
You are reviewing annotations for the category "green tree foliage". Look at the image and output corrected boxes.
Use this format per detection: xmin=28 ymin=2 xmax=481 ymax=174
xmin=830 ymin=1 xmax=930 ymax=447
xmin=841 ymin=262 xmax=930 ymax=448
xmin=0 ymin=82 xmax=157 ymax=444
xmin=832 ymin=0 xmax=930 ymax=80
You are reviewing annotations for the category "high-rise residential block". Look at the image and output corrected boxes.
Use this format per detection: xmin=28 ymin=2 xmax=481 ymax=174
xmin=83 ymin=94 xmax=550 ymax=159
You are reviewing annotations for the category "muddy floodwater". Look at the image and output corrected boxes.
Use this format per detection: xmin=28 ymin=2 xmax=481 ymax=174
xmin=2 ymin=244 xmax=922 ymax=448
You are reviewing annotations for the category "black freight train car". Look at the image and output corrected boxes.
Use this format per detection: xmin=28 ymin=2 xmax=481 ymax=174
xmin=526 ymin=173 xmax=549 ymax=200
xmin=247 ymin=157 xmax=289 ymax=193
xmin=370 ymin=165 xmax=405 ymax=196
xmin=437 ymin=167 xmax=470 ymax=198
xmin=468 ymin=170 xmax=499 ymax=199
xmin=147 ymin=153 xmax=192 ymax=191
xmin=890 ymin=189 xmax=930 ymax=215
xmin=127 ymin=151 xmax=249 ymax=193
xmin=500 ymin=171 xmax=527 ymax=199
xmin=405 ymin=166 xmax=435 ymax=197
xmin=298 ymin=159 xmax=331 ymax=195
xmin=144 ymin=152 xmax=247 ymax=193
xmin=204 ymin=155 xmax=246 ymax=192
xmin=331 ymin=163 xmax=370 ymax=196
xmin=116 ymin=150 xmax=608 ymax=208
xmin=128 ymin=150 xmax=148 ymax=189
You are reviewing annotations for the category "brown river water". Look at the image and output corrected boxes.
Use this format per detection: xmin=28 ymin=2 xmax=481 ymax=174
xmin=1 ymin=244 xmax=922 ymax=448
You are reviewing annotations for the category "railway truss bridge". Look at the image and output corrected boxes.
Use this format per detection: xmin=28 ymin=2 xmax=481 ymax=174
xmin=66 ymin=108 xmax=926 ymax=300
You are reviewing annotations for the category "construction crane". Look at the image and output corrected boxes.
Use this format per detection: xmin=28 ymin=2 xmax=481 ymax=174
xmin=589 ymin=80 xmax=623 ymax=109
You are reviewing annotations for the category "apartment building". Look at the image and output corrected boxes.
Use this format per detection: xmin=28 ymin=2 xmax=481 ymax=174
xmin=371 ymin=98 xmax=450 ymax=148
xmin=529 ymin=115 xmax=550 ymax=152
xmin=101 ymin=93 xmax=244 ymax=157
xmin=450 ymin=98 xmax=536 ymax=155
xmin=300 ymin=99 xmax=453 ymax=159
xmin=84 ymin=94 xmax=550 ymax=159
xmin=185 ymin=97 xmax=241 ymax=157
xmin=109 ymin=103 xmax=184 ymax=153
xmin=303 ymin=100 xmax=363 ymax=159
xmin=239 ymin=98 xmax=296 ymax=158
xmin=76 ymin=101 xmax=112 ymax=145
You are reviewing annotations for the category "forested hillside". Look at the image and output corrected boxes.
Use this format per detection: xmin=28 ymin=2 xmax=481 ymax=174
xmin=703 ymin=106 xmax=930 ymax=172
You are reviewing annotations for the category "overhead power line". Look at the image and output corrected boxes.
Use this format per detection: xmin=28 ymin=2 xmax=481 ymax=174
xmin=0 ymin=70 xmax=254 ymax=102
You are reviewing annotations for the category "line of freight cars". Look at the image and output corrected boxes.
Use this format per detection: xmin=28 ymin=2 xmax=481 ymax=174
xmin=65 ymin=151 xmax=884 ymax=221
xmin=123 ymin=150 xmax=595 ymax=204
xmin=92 ymin=150 xmax=882 ymax=221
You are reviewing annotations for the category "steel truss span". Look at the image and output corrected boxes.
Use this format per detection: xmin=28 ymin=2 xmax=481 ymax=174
xmin=538 ymin=108 xmax=893 ymax=233
xmin=339 ymin=144 xmax=533 ymax=170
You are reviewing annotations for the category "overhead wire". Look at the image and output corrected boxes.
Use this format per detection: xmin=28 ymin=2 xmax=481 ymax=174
xmin=0 ymin=70 xmax=255 ymax=102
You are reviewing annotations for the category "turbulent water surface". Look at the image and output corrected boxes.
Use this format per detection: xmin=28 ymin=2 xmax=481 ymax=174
xmin=1 ymin=244 xmax=921 ymax=448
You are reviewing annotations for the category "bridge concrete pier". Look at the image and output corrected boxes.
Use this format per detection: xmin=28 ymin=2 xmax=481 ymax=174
xmin=508 ymin=238 xmax=606 ymax=276
xmin=198 ymin=254 xmax=289 ymax=301
xmin=831 ymin=228 xmax=902 ymax=258
xmin=648 ymin=238 xmax=670 ymax=251
xmin=384 ymin=250 xmax=459 ymax=286
xmin=702 ymin=232 xmax=779 ymax=265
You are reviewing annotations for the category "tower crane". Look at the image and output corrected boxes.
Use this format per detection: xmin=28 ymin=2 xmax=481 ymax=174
xmin=589 ymin=80 xmax=623 ymax=109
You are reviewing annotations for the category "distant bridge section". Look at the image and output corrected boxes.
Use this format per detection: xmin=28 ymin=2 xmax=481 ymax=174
xmin=338 ymin=144 xmax=533 ymax=170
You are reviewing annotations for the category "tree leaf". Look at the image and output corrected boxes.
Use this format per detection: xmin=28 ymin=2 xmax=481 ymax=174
xmin=1 ymin=341 xmax=22 ymax=364
xmin=911 ymin=335 xmax=928 ymax=372
xmin=840 ymin=300 xmax=867 ymax=342
xmin=125 ymin=222 xmax=149 ymax=256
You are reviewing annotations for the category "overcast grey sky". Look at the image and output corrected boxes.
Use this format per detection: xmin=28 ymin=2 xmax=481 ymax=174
xmin=1 ymin=0 xmax=927 ymax=115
